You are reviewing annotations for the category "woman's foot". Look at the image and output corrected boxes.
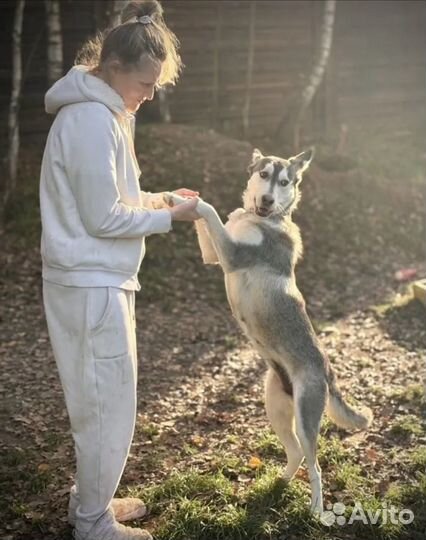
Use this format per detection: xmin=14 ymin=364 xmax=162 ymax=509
xmin=73 ymin=508 xmax=152 ymax=540
xmin=69 ymin=497 xmax=147 ymax=526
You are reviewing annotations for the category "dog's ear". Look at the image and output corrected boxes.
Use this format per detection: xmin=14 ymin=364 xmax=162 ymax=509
xmin=289 ymin=147 xmax=314 ymax=173
xmin=248 ymin=148 xmax=264 ymax=175
xmin=288 ymin=147 xmax=314 ymax=183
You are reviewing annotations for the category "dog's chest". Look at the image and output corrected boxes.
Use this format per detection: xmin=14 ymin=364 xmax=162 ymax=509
xmin=225 ymin=214 xmax=263 ymax=245
xmin=224 ymin=266 xmax=277 ymax=339
xmin=225 ymin=212 xmax=297 ymax=275
xmin=225 ymin=271 xmax=255 ymax=337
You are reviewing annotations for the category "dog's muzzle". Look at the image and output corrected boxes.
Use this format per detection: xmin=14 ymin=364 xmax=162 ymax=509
xmin=255 ymin=196 xmax=274 ymax=217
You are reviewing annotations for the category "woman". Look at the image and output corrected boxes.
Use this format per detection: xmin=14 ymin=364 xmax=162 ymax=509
xmin=40 ymin=1 xmax=198 ymax=538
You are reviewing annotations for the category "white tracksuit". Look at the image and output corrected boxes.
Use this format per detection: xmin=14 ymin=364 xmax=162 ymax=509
xmin=40 ymin=65 xmax=171 ymax=533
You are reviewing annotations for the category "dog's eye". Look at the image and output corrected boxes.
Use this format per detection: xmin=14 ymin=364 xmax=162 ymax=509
xmin=259 ymin=171 xmax=268 ymax=179
xmin=280 ymin=179 xmax=290 ymax=187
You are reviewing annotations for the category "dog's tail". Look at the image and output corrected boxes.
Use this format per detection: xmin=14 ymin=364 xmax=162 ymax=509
xmin=326 ymin=367 xmax=372 ymax=430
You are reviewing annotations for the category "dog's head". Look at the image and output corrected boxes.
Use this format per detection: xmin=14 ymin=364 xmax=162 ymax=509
xmin=243 ymin=148 xmax=314 ymax=217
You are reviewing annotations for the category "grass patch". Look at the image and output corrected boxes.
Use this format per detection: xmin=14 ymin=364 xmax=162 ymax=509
xmin=138 ymin=422 xmax=161 ymax=439
xmin=382 ymin=475 xmax=426 ymax=537
xmin=334 ymin=463 xmax=366 ymax=495
xmin=135 ymin=465 xmax=323 ymax=540
xmin=129 ymin=460 xmax=422 ymax=540
xmin=253 ymin=430 xmax=283 ymax=459
xmin=318 ymin=435 xmax=348 ymax=467
xmin=390 ymin=385 xmax=424 ymax=406
xmin=408 ymin=447 xmax=426 ymax=473
xmin=389 ymin=415 xmax=424 ymax=439
xmin=371 ymin=290 xmax=415 ymax=318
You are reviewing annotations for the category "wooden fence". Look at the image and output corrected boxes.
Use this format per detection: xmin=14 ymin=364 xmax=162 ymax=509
xmin=0 ymin=0 xmax=425 ymax=143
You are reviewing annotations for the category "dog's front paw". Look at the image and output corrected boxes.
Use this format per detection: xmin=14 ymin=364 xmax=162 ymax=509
xmin=196 ymin=199 xmax=215 ymax=219
xmin=162 ymin=193 xmax=214 ymax=220
xmin=162 ymin=192 xmax=187 ymax=207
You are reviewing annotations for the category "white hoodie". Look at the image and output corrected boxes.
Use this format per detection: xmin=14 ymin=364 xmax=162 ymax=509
xmin=40 ymin=64 xmax=172 ymax=291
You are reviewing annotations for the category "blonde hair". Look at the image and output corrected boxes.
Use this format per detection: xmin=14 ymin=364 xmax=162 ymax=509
xmin=74 ymin=0 xmax=182 ymax=86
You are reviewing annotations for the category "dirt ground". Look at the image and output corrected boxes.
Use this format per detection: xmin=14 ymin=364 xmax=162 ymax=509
xmin=0 ymin=124 xmax=425 ymax=540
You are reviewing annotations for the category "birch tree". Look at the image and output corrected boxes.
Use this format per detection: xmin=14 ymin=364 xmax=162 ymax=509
xmin=3 ymin=0 xmax=25 ymax=215
xmin=109 ymin=0 xmax=128 ymax=27
xmin=277 ymin=0 xmax=337 ymax=149
xmin=242 ymin=1 xmax=256 ymax=137
xmin=294 ymin=0 xmax=336 ymax=148
xmin=45 ymin=0 xmax=63 ymax=86
xmin=158 ymin=88 xmax=171 ymax=123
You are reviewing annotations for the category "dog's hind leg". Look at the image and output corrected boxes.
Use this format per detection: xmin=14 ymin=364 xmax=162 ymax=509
xmin=264 ymin=368 xmax=304 ymax=481
xmin=293 ymin=377 xmax=326 ymax=514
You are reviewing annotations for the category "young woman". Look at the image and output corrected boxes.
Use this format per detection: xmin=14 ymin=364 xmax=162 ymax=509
xmin=40 ymin=1 xmax=199 ymax=538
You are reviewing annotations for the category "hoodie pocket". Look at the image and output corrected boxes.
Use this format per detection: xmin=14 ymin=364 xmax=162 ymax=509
xmin=87 ymin=287 xmax=132 ymax=360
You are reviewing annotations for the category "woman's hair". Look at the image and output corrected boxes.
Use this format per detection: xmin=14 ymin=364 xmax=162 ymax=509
xmin=74 ymin=0 xmax=182 ymax=86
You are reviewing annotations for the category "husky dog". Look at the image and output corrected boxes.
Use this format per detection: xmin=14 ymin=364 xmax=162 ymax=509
xmin=164 ymin=148 xmax=372 ymax=514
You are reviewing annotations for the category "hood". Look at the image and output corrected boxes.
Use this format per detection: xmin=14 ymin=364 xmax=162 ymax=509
xmin=45 ymin=64 xmax=132 ymax=119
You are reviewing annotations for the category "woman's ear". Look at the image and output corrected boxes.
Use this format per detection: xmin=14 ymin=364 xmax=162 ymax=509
xmin=247 ymin=148 xmax=264 ymax=175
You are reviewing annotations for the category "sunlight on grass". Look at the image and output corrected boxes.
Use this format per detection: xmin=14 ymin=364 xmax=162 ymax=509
xmin=390 ymin=415 xmax=424 ymax=439
xmin=318 ymin=434 xmax=348 ymax=466
xmin=390 ymin=384 xmax=424 ymax=406
xmin=371 ymin=289 xmax=416 ymax=318
xmin=252 ymin=429 xmax=283 ymax=459
xmin=410 ymin=447 xmax=426 ymax=472
xmin=128 ymin=459 xmax=421 ymax=540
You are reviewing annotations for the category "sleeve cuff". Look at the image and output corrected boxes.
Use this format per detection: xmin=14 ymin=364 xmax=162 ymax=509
xmin=148 ymin=208 xmax=172 ymax=234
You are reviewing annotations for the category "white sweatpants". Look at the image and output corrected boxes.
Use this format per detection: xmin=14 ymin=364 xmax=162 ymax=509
xmin=42 ymin=280 xmax=138 ymax=532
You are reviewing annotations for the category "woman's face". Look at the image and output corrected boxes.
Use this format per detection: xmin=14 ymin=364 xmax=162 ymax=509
xmin=106 ymin=58 xmax=162 ymax=113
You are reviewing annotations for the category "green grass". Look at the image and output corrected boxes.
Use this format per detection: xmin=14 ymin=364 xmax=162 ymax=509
xmin=318 ymin=434 xmax=348 ymax=466
xmin=138 ymin=422 xmax=161 ymax=439
xmin=124 ymin=423 xmax=421 ymax=539
xmin=389 ymin=415 xmax=424 ymax=439
xmin=125 ymin=458 xmax=422 ymax=540
xmin=334 ymin=463 xmax=365 ymax=492
xmin=371 ymin=289 xmax=416 ymax=318
xmin=390 ymin=385 xmax=425 ymax=406
xmin=408 ymin=447 xmax=426 ymax=472
xmin=253 ymin=430 xmax=283 ymax=459
xmin=133 ymin=465 xmax=321 ymax=540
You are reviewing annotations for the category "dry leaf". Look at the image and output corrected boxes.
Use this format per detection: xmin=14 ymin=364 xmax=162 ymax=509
xmin=248 ymin=456 xmax=262 ymax=469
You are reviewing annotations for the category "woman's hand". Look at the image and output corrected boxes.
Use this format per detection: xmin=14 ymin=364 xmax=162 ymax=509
xmin=165 ymin=188 xmax=200 ymax=221
xmin=168 ymin=197 xmax=200 ymax=222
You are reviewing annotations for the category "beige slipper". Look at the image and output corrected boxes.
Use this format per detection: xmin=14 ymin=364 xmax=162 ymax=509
xmin=73 ymin=507 xmax=151 ymax=540
xmin=69 ymin=497 xmax=147 ymax=526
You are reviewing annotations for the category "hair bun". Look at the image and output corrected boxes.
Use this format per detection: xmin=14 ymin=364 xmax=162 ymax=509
xmin=121 ymin=0 xmax=163 ymax=24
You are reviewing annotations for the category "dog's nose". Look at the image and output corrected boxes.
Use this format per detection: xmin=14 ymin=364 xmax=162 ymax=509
xmin=261 ymin=194 xmax=274 ymax=207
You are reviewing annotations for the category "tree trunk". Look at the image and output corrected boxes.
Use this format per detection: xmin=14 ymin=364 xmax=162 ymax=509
xmin=212 ymin=1 xmax=223 ymax=130
xmin=45 ymin=0 xmax=63 ymax=86
xmin=109 ymin=0 xmax=127 ymax=27
xmin=3 ymin=0 xmax=25 ymax=217
xmin=158 ymin=88 xmax=171 ymax=123
xmin=242 ymin=1 xmax=256 ymax=138
xmin=277 ymin=0 xmax=336 ymax=150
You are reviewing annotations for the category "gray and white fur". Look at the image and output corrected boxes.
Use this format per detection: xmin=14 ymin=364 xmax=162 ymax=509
xmin=164 ymin=148 xmax=372 ymax=515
